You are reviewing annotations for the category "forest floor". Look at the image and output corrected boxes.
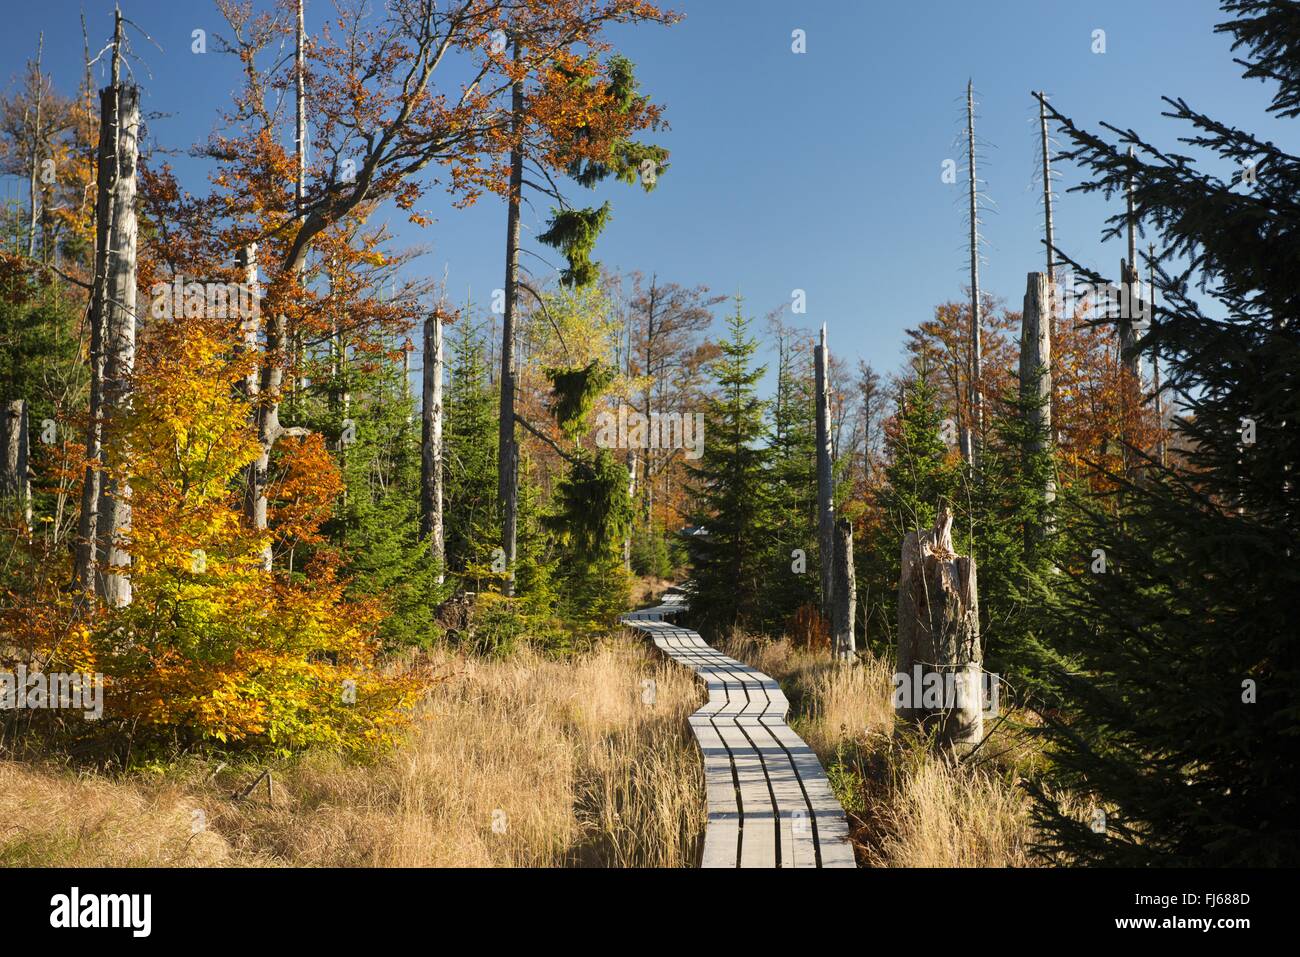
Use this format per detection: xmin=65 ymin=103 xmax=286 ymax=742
xmin=0 ymin=636 xmax=706 ymax=867
xmin=1 ymin=585 xmax=1059 ymax=868
xmin=718 ymin=635 xmax=1050 ymax=867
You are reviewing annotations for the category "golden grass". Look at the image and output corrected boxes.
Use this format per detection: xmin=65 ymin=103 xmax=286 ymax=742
xmin=718 ymin=633 xmax=1042 ymax=868
xmin=0 ymin=635 xmax=705 ymax=867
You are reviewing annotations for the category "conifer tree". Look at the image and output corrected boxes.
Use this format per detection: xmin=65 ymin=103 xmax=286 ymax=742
xmin=444 ymin=319 xmax=501 ymax=580
xmin=1028 ymin=0 xmax=1300 ymax=865
xmin=684 ymin=298 xmax=773 ymax=637
xmin=764 ymin=323 xmax=820 ymax=631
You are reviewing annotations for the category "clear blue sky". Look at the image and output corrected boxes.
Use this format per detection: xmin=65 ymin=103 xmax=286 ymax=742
xmin=1 ymin=0 xmax=1291 ymax=384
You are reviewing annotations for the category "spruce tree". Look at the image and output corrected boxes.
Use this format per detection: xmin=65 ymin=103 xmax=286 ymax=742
xmin=684 ymin=298 xmax=773 ymax=637
xmin=764 ymin=333 xmax=820 ymax=632
xmin=443 ymin=320 xmax=501 ymax=581
xmin=323 ymin=353 xmax=446 ymax=650
xmin=1029 ymin=0 xmax=1300 ymax=865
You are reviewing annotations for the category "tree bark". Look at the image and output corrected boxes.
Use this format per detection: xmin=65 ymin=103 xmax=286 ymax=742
xmin=245 ymin=303 xmax=307 ymax=571
xmin=95 ymin=82 xmax=140 ymax=608
xmin=815 ymin=324 xmax=835 ymax=622
xmin=497 ymin=38 xmax=524 ymax=596
xmin=74 ymin=32 xmax=131 ymax=597
xmin=422 ymin=309 xmax=445 ymax=583
xmin=237 ymin=244 xmax=261 ymax=401
xmin=895 ymin=508 xmax=984 ymax=752
xmin=831 ymin=518 xmax=855 ymax=661
xmin=1020 ymin=272 xmax=1056 ymax=544
xmin=1 ymin=400 xmax=31 ymax=526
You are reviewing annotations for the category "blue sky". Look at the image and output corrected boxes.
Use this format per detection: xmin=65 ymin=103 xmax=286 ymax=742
xmin=1 ymin=0 xmax=1291 ymax=385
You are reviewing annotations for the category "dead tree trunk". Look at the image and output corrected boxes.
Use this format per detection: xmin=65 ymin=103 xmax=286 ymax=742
xmin=1 ymin=400 xmax=31 ymax=526
xmin=965 ymin=79 xmax=984 ymax=466
xmin=624 ymin=448 xmax=637 ymax=569
xmin=895 ymin=508 xmax=984 ymax=752
xmin=95 ymin=81 xmax=140 ymax=608
xmin=74 ymin=18 xmax=131 ymax=596
xmin=496 ymin=37 xmax=524 ymax=596
xmin=831 ymin=518 xmax=856 ymax=661
xmin=27 ymin=34 xmax=44 ymax=260
xmin=815 ymin=324 xmax=835 ymax=622
xmin=1020 ymin=272 xmax=1056 ymax=544
xmin=1148 ymin=246 xmax=1166 ymax=468
xmin=421 ymin=309 xmax=445 ymax=584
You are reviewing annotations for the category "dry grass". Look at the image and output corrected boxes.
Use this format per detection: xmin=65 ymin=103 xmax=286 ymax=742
xmin=718 ymin=633 xmax=1042 ymax=868
xmin=0 ymin=635 xmax=706 ymax=867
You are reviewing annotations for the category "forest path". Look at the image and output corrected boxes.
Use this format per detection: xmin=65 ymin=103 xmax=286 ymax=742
xmin=622 ymin=589 xmax=856 ymax=868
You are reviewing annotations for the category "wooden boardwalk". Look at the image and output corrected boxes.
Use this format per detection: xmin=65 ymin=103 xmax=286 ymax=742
xmin=622 ymin=589 xmax=856 ymax=868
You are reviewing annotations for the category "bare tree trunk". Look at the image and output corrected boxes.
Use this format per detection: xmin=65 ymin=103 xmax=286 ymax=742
xmin=1120 ymin=147 xmax=1142 ymax=380
xmin=1037 ymin=93 xmax=1055 ymax=280
xmin=896 ymin=508 xmax=984 ymax=752
xmin=831 ymin=518 xmax=855 ymax=661
xmin=27 ymin=33 xmax=44 ymax=260
xmin=1 ymin=400 xmax=32 ymax=526
xmin=966 ymin=79 xmax=984 ymax=465
xmin=95 ymin=82 xmax=140 ymax=608
xmin=421 ymin=309 xmax=445 ymax=584
xmin=1148 ymin=246 xmax=1166 ymax=468
xmin=295 ymin=0 xmax=306 ymax=215
xmin=624 ymin=448 xmax=637 ymax=569
xmin=815 ymin=324 xmax=835 ymax=622
xmin=74 ymin=17 xmax=125 ymax=596
xmin=497 ymin=38 xmax=524 ymax=596
xmin=237 ymin=244 xmax=261 ymax=401
xmin=1020 ymin=272 xmax=1056 ymax=544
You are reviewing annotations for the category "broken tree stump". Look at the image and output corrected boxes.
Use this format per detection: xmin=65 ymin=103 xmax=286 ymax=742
xmin=895 ymin=508 xmax=984 ymax=752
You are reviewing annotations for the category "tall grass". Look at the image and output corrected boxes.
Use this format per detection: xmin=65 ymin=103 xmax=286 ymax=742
xmin=719 ymin=633 xmax=1040 ymax=868
xmin=0 ymin=637 xmax=705 ymax=867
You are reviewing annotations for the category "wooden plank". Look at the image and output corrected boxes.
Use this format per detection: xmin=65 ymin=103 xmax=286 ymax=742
xmin=621 ymin=595 xmax=855 ymax=869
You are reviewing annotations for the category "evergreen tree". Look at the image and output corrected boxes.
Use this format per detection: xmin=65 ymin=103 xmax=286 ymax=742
xmin=1028 ymin=0 xmax=1300 ymax=865
xmin=444 ymin=320 xmax=501 ymax=581
xmin=684 ymin=298 xmax=773 ymax=637
xmin=329 ymin=356 xmax=446 ymax=650
xmin=764 ymin=331 xmax=820 ymax=631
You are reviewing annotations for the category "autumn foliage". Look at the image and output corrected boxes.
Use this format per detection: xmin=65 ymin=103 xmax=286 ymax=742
xmin=4 ymin=319 xmax=422 ymax=757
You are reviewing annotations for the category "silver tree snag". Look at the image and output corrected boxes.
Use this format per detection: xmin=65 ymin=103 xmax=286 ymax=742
xmin=1020 ymin=271 xmax=1056 ymax=541
xmin=497 ymin=35 xmax=525 ymax=597
xmin=831 ymin=518 xmax=856 ymax=661
xmin=422 ymin=308 xmax=445 ymax=584
xmin=95 ymin=80 xmax=140 ymax=609
xmin=895 ymin=508 xmax=984 ymax=752
xmin=815 ymin=323 xmax=835 ymax=622
xmin=75 ymin=11 xmax=137 ymax=601
xmin=965 ymin=79 xmax=984 ymax=465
